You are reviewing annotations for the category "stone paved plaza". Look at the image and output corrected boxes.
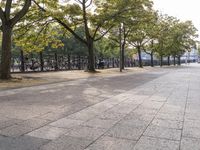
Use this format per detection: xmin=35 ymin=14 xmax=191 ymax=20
xmin=0 ymin=64 xmax=200 ymax=150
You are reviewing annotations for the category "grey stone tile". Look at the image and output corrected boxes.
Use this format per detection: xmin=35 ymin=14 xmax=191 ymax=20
xmin=50 ymin=118 xmax=84 ymax=128
xmin=106 ymin=124 xmax=144 ymax=140
xmin=40 ymin=135 xmax=92 ymax=150
xmin=151 ymin=119 xmax=183 ymax=129
xmin=89 ymin=102 xmax=114 ymax=112
xmin=0 ymin=124 xmax=34 ymax=137
xmin=0 ymin=117 xmax=23 ymax=130
xmin=17 ymin=118 xmax=50 ymax=129
xmin=83 ymin=118 xmax=117 ymax=129
xmin=133 ymin=108 xmax=158 ymax=115
xmin=124 ymin=113 xmax=154 ymax=121
xmin=148 ymin=95 xmax=167 ymax=102
xmin=38 ymin=112 xmax=65 ymax=121
xmin=141 ymin=101 xmax=164 ymax=109
xmin=183 ymin=127 xmax=200 ymax=139
xmin=27 ymin=126 xmax=69 ymax=140
xmin=108 ymin=106 xmax=134 ymax=114
xmin=85 ymin=136 xmax=137 ymax=150
xmin=0 ymin=135 xmax=49 ymax=150
xmin=67 ymin=109 xmax=99 ymax=121
xmin=124 ymin=98 xmax=145 ymax=105
xmin=144 ymin=125 xmax=182 ymax=141
xmin=184 ymin=119 xmax=200 ymax=128
xmin=181 ymin=137 xmax=200 ymax=150
xmin=66 ymin=126 xmax=106 ymax=140
xmin=160 ymin=105 xmax=185 ymax=114
xmin=185 ymin=113 xmax=200 ymax=120
xmin=155 ymin=113 xmax=183 ymax=121
xmin=97 ymin=111 xmax=127 ymax=121
xmin=133 ymin=136 xmax=179 ymax=150
xmin=118 ymin=119 xmax=150 ymax=128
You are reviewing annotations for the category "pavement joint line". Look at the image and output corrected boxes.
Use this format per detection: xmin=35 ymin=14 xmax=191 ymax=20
xmin=144 ymin=135 xmax=181 ymax=142
xmin=182 ymin=135 xmax=200 ymax=140
xmin=179 ymin=68 xmax=191 ymax=150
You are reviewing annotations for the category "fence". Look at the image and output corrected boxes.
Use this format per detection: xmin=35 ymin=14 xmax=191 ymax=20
xmin=10 ymin=53 xmax=184 ymax=73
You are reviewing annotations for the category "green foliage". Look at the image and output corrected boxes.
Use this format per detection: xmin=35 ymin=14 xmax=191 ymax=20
xmin=95 ymin=37 xmax=119 ymax=58
xmin=155 ymin=15 xmax=198 ymax=57
xmin=1 ymin=0 xmax=199 ymax=64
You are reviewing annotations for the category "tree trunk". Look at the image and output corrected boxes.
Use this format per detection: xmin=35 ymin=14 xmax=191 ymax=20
xmin=173 ymin=56 xmax=176 ymax=66
xmin=0 ymin=26 xmax=12 ymax=79
xmin=121 ymin=42 xmax=125 ymax=69
xmin=112 ymin=58 xmax=115 ymax=68
xmin=54 ymin=52 xmax=58 ymax=71
xmin=87 ymin=39 xmax=95 ymax=72
xmin=78 ymin=55 xmax=81 ymax=70
xmin=39 ymin=51 xmax=44 ymax=71
xmin=150 ymin=53 xmax=154 ymax=67
xmin=167 ymin=56 xmax=170 ymax=66
xmin=160 ymin=55 xmax=163 ymax=67
xmin=20 ymin=50 xmax=25 ymax=72
xmin=178 ymin=56 xmax=181 ymax=65
xmin=67 ymin=54 xmax=71 ymax=70
xmin=137 ymin=46 xmax=143 ymax=68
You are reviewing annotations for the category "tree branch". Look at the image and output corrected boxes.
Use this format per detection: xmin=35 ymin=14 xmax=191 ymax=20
xmin=5 ymin=0 xmax=12 ymax=20
xmin=0 ymin=7 xmax=5 ymax=23
xmin=55 ymin=18 xmax=87 ymax=45
xmin=82 ymin=0 xmax=90 ymax=41
xmin=143 ymin=48 xmax=151 ymax=55
xmin=94 ymin=25 xmax=114 ymax=41
xmin=33 ymin=0 xmax=87 ymax=45
xmin=86 ymin=0 xmax=92 ymax=8
xmin=10 ymin=0 xmax=31 ymax=27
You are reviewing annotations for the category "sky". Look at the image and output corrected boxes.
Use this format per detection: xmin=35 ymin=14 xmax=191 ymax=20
xmin=153 ymin=0 xmax=200 ymax=36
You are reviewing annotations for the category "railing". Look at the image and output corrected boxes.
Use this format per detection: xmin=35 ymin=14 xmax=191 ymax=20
xmin=10 ymin=54 xmax=185 ymax=73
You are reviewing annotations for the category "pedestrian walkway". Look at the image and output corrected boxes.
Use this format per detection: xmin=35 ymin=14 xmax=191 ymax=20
xmin=0 ymin=64 xmax=200 ymax=150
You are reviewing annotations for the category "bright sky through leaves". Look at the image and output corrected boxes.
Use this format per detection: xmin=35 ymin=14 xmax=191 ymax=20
xmin=153 ymin=0 xmax=200 ymax=36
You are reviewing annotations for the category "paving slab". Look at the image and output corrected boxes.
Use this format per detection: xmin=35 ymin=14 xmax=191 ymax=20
xmin=40 ymin=135 xmax=92 ymax=150
xmin=50 ymin=118 xmax=84 ymax=129
xmin=0 ymin=135 xmax=49 ymax=150
xmin=181 ymin=137 xmax=200 ymax=150
xmin=27 ymin=126 xmax=69 ymax=140
xmin=66 ymin=126 xmax=107 ymax=140
xmin=133 ymin=136 xmax=179 ymax=150
xmin=144 ymin=125 xmax=182 ymax=141
xmin=105 ymin=124 xmax=144 ymax=140
xmin=85 ymin=136 xmax=137 ymax=150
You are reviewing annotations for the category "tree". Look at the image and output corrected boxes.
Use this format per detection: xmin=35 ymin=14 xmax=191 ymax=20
xmin=0 ymin=0 xmax=31 ymax=79
xmin=155 ymin=15 xmax=198 ymax=66
xmin=108 ymin=0 xmax=153 ymax=70
xmin=154 ymin=15 xmax=176 ymax=66
xmin=169 ymin=20 xmax=198 ymax=65
xmin=127 ymin=11 xmax=155 ymax=68
xmin=33 ymin=0 xmax=152 ymax=72
xmin=142 ymin=11 xmax=159 ymax=67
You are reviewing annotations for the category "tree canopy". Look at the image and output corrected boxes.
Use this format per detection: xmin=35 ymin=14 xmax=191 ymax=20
xmin=0 ymin=0 xmax=199 ymax=79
